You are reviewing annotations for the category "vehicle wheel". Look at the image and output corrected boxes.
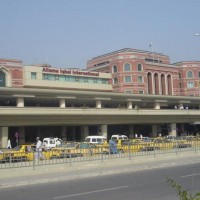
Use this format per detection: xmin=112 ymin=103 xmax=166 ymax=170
xmin=21 ymin=156 xmax=28 ymax=162
xmin=118 ymin=149 xmax=124 ymax=153
xmin=50 ymin=155 xmax=57 ymax=159
xmin=6 ymin=157 xmax=13 ymax=163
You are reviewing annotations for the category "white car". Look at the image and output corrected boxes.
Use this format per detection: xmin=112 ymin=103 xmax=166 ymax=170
xmin=84 ymin=136 xmax=107 ymax=144
xmin=43 ymin=137 xmax=63 ymax=149
xmin=111 ymin=135 xmax=128 ymax=141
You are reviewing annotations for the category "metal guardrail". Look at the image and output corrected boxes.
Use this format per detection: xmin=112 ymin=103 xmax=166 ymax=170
xmin=0 ymin=140 xmax=200 ymax=169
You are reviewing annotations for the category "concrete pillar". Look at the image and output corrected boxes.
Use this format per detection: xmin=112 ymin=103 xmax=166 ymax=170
xmin=18 ymin=127 xmax=25 ymax=145
xmin=96 ymin=100 xmax=101 ymax=109
xmin=80 ymin=126 xmax=89 ymax=141
xmin=158 ymin=75 xmax=161 ymax=95
xmin=59 ymin=99 xmax=66 ymax=108
xmin=154 ymin=102 xmax=160 ymax=109
xmin=61 ymin=126 xmax=67 ymax=142
xmin=169 ymin=123 xmax=177 ymax=136
xmin=71 ymin=127 xmax=76 ymax=141
xmin=129 ymin=125 xmax=134 ymax=138
xmin=179 ymin=123 xmax=185 ymax=135
xmin=127 ymin=101 xmax=133 ymax=109
xmin=151 ymin=125 xmax=158 ymax=137
xmin=0 ymin=127 xmax=9 ymax=148
xmin=17 ymin=97 xmax=24 ymax=107
xmin=100 ymin=125 xmax=107 ymax=139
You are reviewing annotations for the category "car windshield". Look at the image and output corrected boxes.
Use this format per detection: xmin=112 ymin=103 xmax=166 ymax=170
xmin=80 ymin=143 xmax=90 ymax=148
xmin=13 ymin=146 xmax=22 ymax=151
xmin=65 ymin=143 xmax=77 ymax=148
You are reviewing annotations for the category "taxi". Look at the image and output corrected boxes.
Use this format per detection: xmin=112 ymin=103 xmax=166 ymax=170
xmin=54 ymin=142 xmax=110 ymax=157
xmin=52 ymin=142 xmax=83 ymax=158
xmin=79 ymin=142 xmax=110 ymax=155
xmin=120 ymin=138 xmax=153 ymax=152
xmin=0 ymin=144 xmax=63 ymax=162
xmin=0 ymin=144 xmax=35 ymax=162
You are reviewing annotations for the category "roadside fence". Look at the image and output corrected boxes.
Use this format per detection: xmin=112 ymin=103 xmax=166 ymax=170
xmin=0 ymin=139 xmax=200 ymax=169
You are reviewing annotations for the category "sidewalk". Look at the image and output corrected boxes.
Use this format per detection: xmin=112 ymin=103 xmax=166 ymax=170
xmin=0 ymin=151 xmax=200 ymax=188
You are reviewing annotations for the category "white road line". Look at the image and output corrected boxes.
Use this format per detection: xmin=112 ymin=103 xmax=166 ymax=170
xmin=181 ymin=172 xmax=200 ymax=178
xmin=53 ymin=185 xmax=129 ymax=199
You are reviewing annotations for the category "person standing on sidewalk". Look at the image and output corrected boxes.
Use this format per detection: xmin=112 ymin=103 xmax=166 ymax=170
xmin=35 ymin=137 xmax=44 ymax=161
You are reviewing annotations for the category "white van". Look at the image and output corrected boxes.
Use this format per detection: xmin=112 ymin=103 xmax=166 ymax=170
xmin=111 ymin=134 xmax=128 ymax=141
xmin=43 ymin=137 xmax=63 ymax=149
xmin=85 ymin=136 xmax=107 ymax=144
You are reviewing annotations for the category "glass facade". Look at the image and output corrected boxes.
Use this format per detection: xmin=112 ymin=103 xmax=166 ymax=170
xmin=42 ymin=73 xmax=109 ymax=84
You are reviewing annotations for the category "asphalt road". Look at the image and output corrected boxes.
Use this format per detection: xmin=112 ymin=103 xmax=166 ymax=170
xmin=0 ymin=162 xmax=200 ymax=200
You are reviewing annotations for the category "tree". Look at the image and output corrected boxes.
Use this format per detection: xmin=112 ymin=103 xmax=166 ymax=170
xmin=167 ymin=178 xmax=200 ymax=200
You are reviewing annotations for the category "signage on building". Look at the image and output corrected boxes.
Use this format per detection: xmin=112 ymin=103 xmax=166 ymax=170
xmin=42 ymin=67 xmax=99 ymax=77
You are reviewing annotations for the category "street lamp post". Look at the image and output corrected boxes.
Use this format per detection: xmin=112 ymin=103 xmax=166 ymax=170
xmin=195 ymin=33 xmax=200 ymax=95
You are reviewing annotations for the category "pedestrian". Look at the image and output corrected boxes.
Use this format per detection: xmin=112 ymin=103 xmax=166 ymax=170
xmin=7 ymin=139 xmax=12 ymax=149
xmin=35 ymin=137 xmax=44 ymax=161
xmin=55 ymin=138 xmax=62 ymax=147
xmin=109 ymin=138 xmax=118 ymax=154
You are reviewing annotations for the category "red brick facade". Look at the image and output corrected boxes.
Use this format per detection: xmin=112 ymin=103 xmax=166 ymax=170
xmin=0 ymin=58 xmax=23 ymax=87
xmin=87 ymin=48 xmax=200 ymax=96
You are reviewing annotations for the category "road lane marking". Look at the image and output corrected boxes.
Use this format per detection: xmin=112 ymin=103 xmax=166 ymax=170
xmin=181 ymin=172 xmax=200 ymax=178
xmin=53 ymin=185 xmax=129 ymax=199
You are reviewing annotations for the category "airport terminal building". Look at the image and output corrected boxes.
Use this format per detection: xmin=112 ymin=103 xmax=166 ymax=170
xmin=0 ymin=48 xmax=200 ymax=147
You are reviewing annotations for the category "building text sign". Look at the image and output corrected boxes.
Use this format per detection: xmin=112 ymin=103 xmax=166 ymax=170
xmin=42 ymin=67 xmax=99 ymax=77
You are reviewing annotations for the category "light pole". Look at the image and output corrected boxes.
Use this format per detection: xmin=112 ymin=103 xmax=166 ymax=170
xmin=195 ymin=33 xmax=200 ymax=96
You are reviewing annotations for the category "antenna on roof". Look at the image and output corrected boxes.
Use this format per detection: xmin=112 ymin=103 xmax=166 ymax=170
xmin=149 ymin=42 xmax=154 ymax=62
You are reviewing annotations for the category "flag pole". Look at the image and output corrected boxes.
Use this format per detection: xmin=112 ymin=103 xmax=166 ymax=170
xmin=149 ymin=42 xmax=154 ymax=62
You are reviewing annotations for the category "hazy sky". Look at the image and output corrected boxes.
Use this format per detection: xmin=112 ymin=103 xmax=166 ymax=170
xmin=0 ymin=0 xmax=200 ymax=69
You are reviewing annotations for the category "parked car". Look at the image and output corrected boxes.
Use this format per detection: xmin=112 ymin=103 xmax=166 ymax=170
xmin=111 ymin=134 xmax=128 ymax=141
xmin=0 ymin=144 xmax=35 ymax=162
xmin=84 ymin=136 xmax=107 ymax=144
xmin=53 ymin=142 xmax=83 ymax=158
xmin=43 ymin=137 xmax=63 ymax=149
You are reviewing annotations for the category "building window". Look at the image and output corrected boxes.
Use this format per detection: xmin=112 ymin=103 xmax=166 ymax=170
xmin=189 ymin=94 xmax=194 ymax=97
xmin=75 ymin=77 xmax=79 ymax=82
xmin=139 ymin=90 xmax=144 ymax=94
xmin=68 ymin=76 xmax=75 ymax=82
xmin=0 ymin=71 xmax=5 ymax=87
xmin=43 ymin=74 xmax=48 ymax=80
xmin=187 ymin=81 xmax=194 ymax=88
xmin=84 ymin=77 xmax=88 ymax=82
xmin=31 ymin=72 xmax=37 ymax=80
xmin=55 ymin=75 xmax=59 ymax=81
xmin=113 ymin=78 xmax=118 ymax=84
xmin=93 ymin=78 xmax=97 ymax=83
xmin=124 ymin=76 xmax=131 ymax=83
xmin=198 ymin=71 xmax=200 ymax=79
xmin=59 ymin=75 xmax=65 ymax=81
xmin=179 ymin=73 xmax=182 ymax=79
xmin=137 ymin=63 xmax=142 ymax=71
xmin=138 ymin=76 xmax=143 ymax=83
xmin=113 ymin=65 xmax=118 ymax=73
xmin=102 ymin=79 xmax=107 ymax=84
xmin=124 ymin=63 xmax=131 ymax=72
xmin=125 ymin=90 xmax=132 ymax=94
xmin=187 ymin=71 xmax=193 ymax=78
